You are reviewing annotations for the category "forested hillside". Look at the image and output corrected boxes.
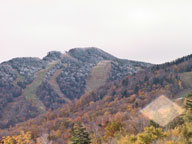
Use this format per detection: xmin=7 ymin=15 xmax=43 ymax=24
xmin=0 ymin=53 xmax=192 ymax=143
xmin=0 ymin=48 xmax=151 ymax=129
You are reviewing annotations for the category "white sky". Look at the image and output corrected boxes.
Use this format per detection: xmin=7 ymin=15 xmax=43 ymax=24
xmin=0 ymin=0 xmax=192 ymax=64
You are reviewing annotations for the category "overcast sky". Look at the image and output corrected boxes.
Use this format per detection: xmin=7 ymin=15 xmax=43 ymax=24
xmin=1 ymin=0 xmax=192 ymax=64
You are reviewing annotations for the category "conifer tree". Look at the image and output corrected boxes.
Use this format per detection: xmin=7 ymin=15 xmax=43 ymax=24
xmin=70 ymin=123 xmax=91 ymax=144
xmin=184 ymin=93 xmax=192 ymax=110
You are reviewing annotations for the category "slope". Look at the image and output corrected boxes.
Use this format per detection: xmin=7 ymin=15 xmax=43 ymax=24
xmin=1 ymin=53 xmax=192 ymax=143
xmin=85 ymin=60 xmax=111 ymax=93
xmin=0 ymin=47 xmax=152 ymax=129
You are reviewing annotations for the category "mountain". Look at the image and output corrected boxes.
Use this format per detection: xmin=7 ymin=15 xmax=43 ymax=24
xmin=1 ymin=53 xmax=192 ymax=143
xmin=0 ymin=47 xmax=152 ymax=128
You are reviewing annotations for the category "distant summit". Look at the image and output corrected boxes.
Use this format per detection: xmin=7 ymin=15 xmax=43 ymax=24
xmin=68 ymin=47 xmax=116 ymax=63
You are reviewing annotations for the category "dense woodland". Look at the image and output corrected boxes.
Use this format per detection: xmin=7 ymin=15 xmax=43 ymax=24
xmin=0 ymin=48 xmax=151 ymax=129
xmin=1 ymin=53 xmax=192 ymax=143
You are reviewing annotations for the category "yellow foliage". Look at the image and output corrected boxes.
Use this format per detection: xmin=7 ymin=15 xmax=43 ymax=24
xmin=1 ymin=131 xmax=33 ymax=144
xmin=104 ymin=121 xmax=122 ymax=139
xmin=55 ymin=130 xmax=61 ymax=138
xmin=117 ymin=135 xmax=137 ymax=144
xmin=178 ymin=80 xmax=183 ymax=89
xmin=164 ymin=141 xmax=175 ymax=144
xmin=116 ymin=126 xmax=166 ymax=144
xmin=180 ymin=122 xmax=192 ymax=141
xmin=166 ymin=127 xmax=180 ymax=137
xmin=89 ymin=101 xmax=95 ymax=106
xmin=164 ymin=141 xmax=185 ymax=144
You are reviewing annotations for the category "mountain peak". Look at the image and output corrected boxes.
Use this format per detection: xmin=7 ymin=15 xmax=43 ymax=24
xmin=68 ymin=47 xmax=116 ymax=63
xmin=69 ymin=47 xmax=100 ymax=51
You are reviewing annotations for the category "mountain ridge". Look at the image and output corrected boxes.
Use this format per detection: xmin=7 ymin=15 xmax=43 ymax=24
xmin=1 ymin=50 xmax=192 ymax=143
xmin=0 ymin=47 xmax=152 ymax=128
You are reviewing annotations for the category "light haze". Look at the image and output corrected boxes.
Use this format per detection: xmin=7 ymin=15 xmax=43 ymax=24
xmin=1 ymin=0 xmax=192 ymax=64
